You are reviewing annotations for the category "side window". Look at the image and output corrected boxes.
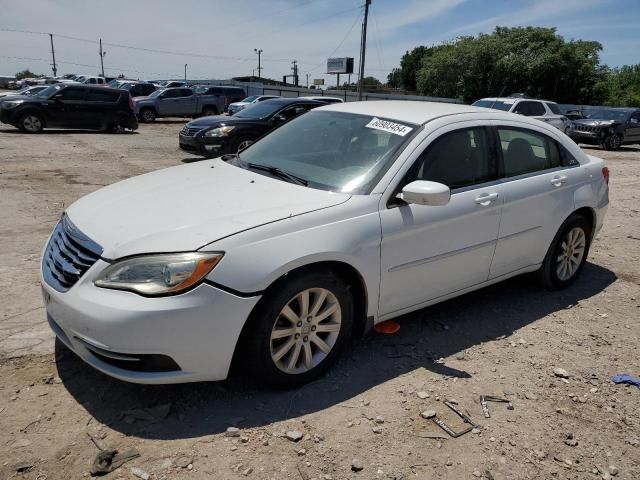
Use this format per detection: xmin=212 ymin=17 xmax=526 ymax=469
xmin=498 ymin=128 xmax=561 ymax=177
xmin=512 ymin=102 xmax=530 ymax=116
xmin=208 ymin=88 xmax=223 ymax=95
xmin=56 ymin=88 xmax=87 ymax=101
xmin=546 ymin=102 xmax=562 ymax=114
xmin=161 ymin=89 xmax=177 ymax=99
xmin=85 ymin=90 xmax=120 ymax=102
xmin=279 ymin=104 xmax=311 ymax=120
xmin=629 ymin=113 xmax=640 ymax=124
xmin=175 ymin=89 xmax=193 ymax=98
xmin=402 ymin=127 xmax=497 ymax=190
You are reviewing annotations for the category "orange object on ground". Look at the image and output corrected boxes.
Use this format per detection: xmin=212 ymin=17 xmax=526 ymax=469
xmin=373 ymin=320 xmax=401 ymax=334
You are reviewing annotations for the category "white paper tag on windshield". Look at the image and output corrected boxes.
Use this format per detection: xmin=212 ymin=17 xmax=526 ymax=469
xmin=365 ymin=117 xmax=413 ymax=136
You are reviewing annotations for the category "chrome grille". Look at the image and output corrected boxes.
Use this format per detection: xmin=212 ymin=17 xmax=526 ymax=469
xmin=180 ymin=126 xmax=202 ymax=136
xmin=574 ymin=125 xmax=599 ymax=133
xmin=42 ymin=215 xmax=103 ymax=292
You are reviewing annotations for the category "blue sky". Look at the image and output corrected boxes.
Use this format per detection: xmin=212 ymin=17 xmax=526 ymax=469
xmin=0 ymin=0 xmax=638 ymax=82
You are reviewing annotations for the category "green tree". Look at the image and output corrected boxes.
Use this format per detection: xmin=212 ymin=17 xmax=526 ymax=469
xmin=15 ymin=69 xmax=41 ymax=80
xmin=390 ymin=27 xmax=605 ymax=104
xmin=601 ymin=64 xmax=640 ymax=107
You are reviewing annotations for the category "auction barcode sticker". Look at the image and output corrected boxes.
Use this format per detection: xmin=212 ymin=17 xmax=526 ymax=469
xmin=365 ymin=117 xmax=413 ymax=136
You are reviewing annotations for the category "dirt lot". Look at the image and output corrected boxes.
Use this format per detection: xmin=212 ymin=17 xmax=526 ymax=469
xmin=0 ymin=107 xmax=639 ymax=480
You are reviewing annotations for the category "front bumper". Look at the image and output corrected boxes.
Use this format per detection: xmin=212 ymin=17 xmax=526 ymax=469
xmin=568 ymin=129 xmax=603 ymax=145
xmin=42 ymin=259 xmax=260 ymax=384
xmin=0 ymin=108 xmax=19 ymax=125
xmin=179 ymin=132 xmax=230 ymax=157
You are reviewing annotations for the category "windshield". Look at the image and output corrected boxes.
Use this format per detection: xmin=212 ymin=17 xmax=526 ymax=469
xmin=238 ymin=111 xmax=417 ymax=194
xmin=35 ymin=85 xmax=62 ymax=99
xmin=241 ymin=96 xmax=258 ymax=103
xmin=234 ymin=100 xmax=285 ymax=119
xmin=545 ymin=102 xmax=561 ymax=114
xmin=472 ymin=99 xmax=513 ymax=111
xmin=107 ymin=79 xmax=120 ymax=88
xmin=587 ymin=110 xmax=631 ymax=122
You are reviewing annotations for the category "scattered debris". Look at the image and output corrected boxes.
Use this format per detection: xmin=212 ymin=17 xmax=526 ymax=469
xmin=564 ymin=432 xmax=578 ymax=447
xmin=131 ymin=466 xmax=150 ymax=480
xmin=553 ymin=368 xmax=570 ymax=379
xmin=90 ymin=448 xmax=140 ymax=476
xmin=351 ymin=458 xmax=364 ymax=472
xmin=433 ymin=401 xmax=480 ymax=438
xmin=611 ymin=373 xmax=640 ymax=389
xmin=417 ymin=391 xmax=430 ymax=399
xmin=176 ymin=456 xmax=193 ymax=468
xmin=286 ymin=430 xmax=304 ymax=442
xmin=14 ymin=462 xmax=34 ymax=473
xmin=415 ymin=432 xmax=447 ymax=439
xmin=480 ymin=395 xmax=514 ymax=418
xmin=120 ymin=403 xmax=171 ymax=424
xmin=420 ymin=409 xmax=437 ymax=419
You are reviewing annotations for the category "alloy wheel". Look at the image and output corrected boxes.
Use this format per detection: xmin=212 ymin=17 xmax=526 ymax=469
xmin=269 ymin=288 xmax=342 ymax=374
xmin=556 ymin=227 xmax=586 ymax=281
xmin=237 ymin=139 xmax=253 ymax=152
xmin=23 ymin=115 xmax=42 ymax=132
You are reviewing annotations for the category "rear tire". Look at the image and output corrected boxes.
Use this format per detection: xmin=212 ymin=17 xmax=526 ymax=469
xmin=243 ymin=270 xmax=353 ymax=388
xmin=139 ymin=108 xmax=156 ymax=123
xmin=538 ymin=214 xmax=592 ymax=290
xmin=18 ymin=113 xmax=44 ymax=133
xmin=202 ymin=107 xmax=217 ymax=117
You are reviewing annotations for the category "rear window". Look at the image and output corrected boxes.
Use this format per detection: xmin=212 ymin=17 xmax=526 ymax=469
xmin=498 ymin=127 xmax=561 ymax=177
xmin=472 ymin=99 xmax=514 ymax=112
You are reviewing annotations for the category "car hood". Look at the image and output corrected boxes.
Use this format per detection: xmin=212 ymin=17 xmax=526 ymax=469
xmin=574 ymin=119 xmax=617 ymax=127
xmin=65 ymin=159 xmax=351 ymax=259
xmin=0 ymin=94 xmax=30 ymax=102
xmin=185 ymin=115 xmax=260 ymax=128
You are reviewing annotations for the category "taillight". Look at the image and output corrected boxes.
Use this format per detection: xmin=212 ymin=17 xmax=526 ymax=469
xmin=128 ymin=93 xmax=134 ymax=111
xmin=602 ymin=166 xmax=610 ymax=185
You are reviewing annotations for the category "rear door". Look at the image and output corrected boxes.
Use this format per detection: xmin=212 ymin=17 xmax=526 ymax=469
xmin=82 ymin=89 xmax=121 ymax=129
xmin=379 ymin=124 xmax=503 ymax=316
xmin=172 ymin=88 xmax=197 ymax=115
xmin=489 ymin=125 xmax=585 ymax=278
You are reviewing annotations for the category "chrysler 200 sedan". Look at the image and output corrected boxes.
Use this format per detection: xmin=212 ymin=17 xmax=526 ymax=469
xmin=41 ymin=101 xmax=609 ymax=387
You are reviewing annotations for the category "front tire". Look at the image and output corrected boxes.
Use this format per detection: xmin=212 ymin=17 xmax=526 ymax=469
xmin=538 ymin=214 xmax=592 ymax=290
xmin=245 ymin=271 xmax=353 ymax=388
xmin=231 ymin=136 xmax=254 ymax=153
xmin=18 ymin=113 xmax=44 ymax=133
xmin=602 ymin=133 xmax=621 ymax=151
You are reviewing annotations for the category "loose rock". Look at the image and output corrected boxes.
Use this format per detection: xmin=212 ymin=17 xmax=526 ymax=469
xmin=553 ymin=368 xmax=570 ymax=379
xmin=131 ymin=467 xmax=150 ymax=480
xmin=421 ymin=409 xmax=437 ymax=419
xmin=225 ymin=427 xmax=241 ymax=437
xmin=286 ymin=430 xmax=304 ymax=442
xmin=417 ymin=391 xmax=430 ymax=399
xmin=351 ymin=458 xmax=364 ymax=472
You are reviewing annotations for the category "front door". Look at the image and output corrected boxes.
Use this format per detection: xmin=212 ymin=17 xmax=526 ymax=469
xmin=379 ymin=125 xmax=503 ymax=317
xmin=489 ymin=125 xmax=584 ymax=278
xmin=625 ymin=112 xmax=640 ymax=143
xmin=46 ymin=87 xmax=87 ymax=127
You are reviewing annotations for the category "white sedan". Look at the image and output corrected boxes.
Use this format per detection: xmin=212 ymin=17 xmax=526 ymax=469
xmin=41 ymin=101 xmax=609 ymax=387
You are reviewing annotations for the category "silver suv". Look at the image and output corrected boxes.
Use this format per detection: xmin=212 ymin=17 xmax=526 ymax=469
xmin=473 ymin=97 xmax=570 ymax=133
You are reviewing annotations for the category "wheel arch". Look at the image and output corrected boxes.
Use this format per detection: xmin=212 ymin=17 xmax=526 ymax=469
xmin=571 ymin=206 xmax=596 ymax=237
xmin=200 ymin=104 xmax=219 ymax=114
xmin=230 ymin=259 xmax=370 ymax=375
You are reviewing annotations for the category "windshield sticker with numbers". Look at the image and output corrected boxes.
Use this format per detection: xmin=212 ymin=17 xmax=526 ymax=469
xmin=365 ymin=117 xmax=413 ymax=136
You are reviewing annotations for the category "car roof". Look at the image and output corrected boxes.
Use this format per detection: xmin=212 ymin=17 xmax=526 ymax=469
xmin=259 ymin=97 xmax=324 ymax=106
xmin=477 ymin=97 xmax=556 ymax=104
xmin=61 ymin=84 xmax=124 ymax=94
xmin=319 ymin=100 xmax=488 ymax=125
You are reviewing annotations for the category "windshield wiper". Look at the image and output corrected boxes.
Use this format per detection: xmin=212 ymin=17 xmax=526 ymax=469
xmin=247 ymin=163 xmax=308 ymax=186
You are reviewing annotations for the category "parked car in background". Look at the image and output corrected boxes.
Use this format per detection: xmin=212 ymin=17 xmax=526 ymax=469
xmin=568 ymin=108 xmax=640 ymax=150
xmin=179 ymin=97 xmax=323 ymax=157
xmin=80 ymin=76 xmax=106 ymax=85
xmin=195 ymin=86 xmax=246 ymax=111
xmin=473 ymin=97 xmax=570 ymax=133
xmin=121 ymin=81 xmax=156 ymax=98
xmin=0 ymin=86 xmax=48 ymax=99
xmin=42 ymin=101 xmax=608 ymax=387
xmin=564 ymin=110 xmax=585 ymax=121
xmin=300 ymin=96 xmax=344 ymax=104
xmin=158 ymin=81 xmax=187 ymax=88
xmin=0 ymin=84 xmax=137 ymax=133
xmin=134 ymin=86 xmax=245 ymax=122
xmin=227 ymin=95 xmax=280 ymax=115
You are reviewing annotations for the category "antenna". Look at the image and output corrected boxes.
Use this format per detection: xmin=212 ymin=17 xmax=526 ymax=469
xmin=489 ymin=86 xmax=506 ymax=110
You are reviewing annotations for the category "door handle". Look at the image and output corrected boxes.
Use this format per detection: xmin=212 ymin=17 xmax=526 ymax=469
xmin=550 ymin=174 xmax=568 ymax=186
xmin=475 ymin=192 xmax=499 ymax=206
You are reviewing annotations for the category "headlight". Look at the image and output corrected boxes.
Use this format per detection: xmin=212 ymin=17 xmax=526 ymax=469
xmin=94 ymin=252 xmax=223 ymax=296
xmin=2 ymin=101 xmax=22 ymax=109
xmin=204 ymin=126 xmax=235 ymax=137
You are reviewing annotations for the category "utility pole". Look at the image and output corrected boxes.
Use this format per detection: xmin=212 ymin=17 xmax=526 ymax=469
xmin=357 ymin=0 xmax=371 ymax=101
xmin=306 ymin=73 xmax=309 ymax=88
xmin=291 ymin=60 xmax=298 ymax=86
xmin=99 ymin=39 xmax=106 ymax=78
xmin=254 ymin=48 xmax=263 ymax=78
xmin=184 ymin=63 xmax=188 ymax=81
xmin=49 ymin=34 xmax=57 ymax=77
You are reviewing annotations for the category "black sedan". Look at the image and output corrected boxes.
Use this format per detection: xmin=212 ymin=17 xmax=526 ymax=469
xmin=179 ymin=98 xmax=324 ymax=158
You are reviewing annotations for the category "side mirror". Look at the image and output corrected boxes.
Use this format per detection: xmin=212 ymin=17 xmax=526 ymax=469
xmin=397 ymin=180 xmax=450 ymax=206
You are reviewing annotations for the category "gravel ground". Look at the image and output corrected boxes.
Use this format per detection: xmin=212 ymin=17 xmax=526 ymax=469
xmin=0 ymin=106 xmax=638 ymax=480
